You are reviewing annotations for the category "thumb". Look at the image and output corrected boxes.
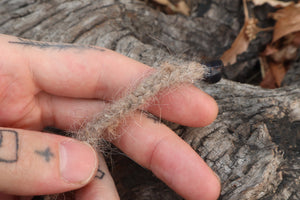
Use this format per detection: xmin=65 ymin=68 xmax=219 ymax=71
xmin=0 ymin=128 xmax=98 ymax=196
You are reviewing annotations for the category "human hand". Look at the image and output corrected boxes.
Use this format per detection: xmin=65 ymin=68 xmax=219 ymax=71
xmin=0 ymin=34 xmax=220 ymax=200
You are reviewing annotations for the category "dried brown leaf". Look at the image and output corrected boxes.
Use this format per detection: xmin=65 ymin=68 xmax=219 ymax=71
xmin=271 ymin=3 xmax=300 ymax=42
xmin=251 ymin=0 xmax=293 ymax=7
xmin=222 ymin=1 xmax=299 ymax=87
xmin=260 ymin=61 xmax=286 ymax=88
xmin=221 ymin=23 xmax=251 ymax=66
xmin=270 ymin=62 xmax=286 ymax=86
xmin=271 ymin=44 xmax=298 ymax=62
xmin=262 ymin=45 xmax=279 ymax=56
xmin=153 ymin=0 xmax=190 ymax=16
xmin=176 ymin=1 xmax=190 ymax=16
xmin=260 ymin=42 xmax=295 ymax=88
xmin=221 ymin=0 xmax=268 ymax=66
xmin=292 ymin=31 xmax=300 ymax=46
xmin=260 ymin=4 xmax=300 ymax=88
xmin=260 ymin=67 xmax=277 ymax=88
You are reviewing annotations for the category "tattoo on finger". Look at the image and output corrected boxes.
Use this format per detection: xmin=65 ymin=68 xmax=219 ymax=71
xmin=0 ymin=130 xmax=19 ymax=163
xmin=35 ymin=147 xmax=55 ymax=162
xmin=9 ymin=38 xmax=105 ymax=52
xmin=95 ymin=166 xmax=105 ymax=180
xmin=142 ymin=110 xmax=161 ymax=124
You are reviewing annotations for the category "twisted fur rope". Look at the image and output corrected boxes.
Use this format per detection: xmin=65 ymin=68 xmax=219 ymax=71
xmin=76 ymin=61 xmax=207 ymax=150
xmin=46 ymin=61 xmax=207 ymax=200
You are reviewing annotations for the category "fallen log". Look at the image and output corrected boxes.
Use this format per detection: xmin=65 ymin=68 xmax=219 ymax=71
xmin=0 ymin=0 xmax=299 ymax=199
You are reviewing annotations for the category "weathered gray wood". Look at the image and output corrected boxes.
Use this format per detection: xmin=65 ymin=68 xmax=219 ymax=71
xmin=0 ymin=0 xmax=299 ymax=199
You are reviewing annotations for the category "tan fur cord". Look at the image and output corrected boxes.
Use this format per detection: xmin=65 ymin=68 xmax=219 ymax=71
xmin=45 ymin=61 xmax=206 ymax=200
xmin=76 ymin=61 xmax=206 ymax=149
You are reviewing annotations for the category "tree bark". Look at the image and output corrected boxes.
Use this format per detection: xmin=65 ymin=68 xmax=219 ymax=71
xmin=0 ymin=0 xmax=299 ymax=199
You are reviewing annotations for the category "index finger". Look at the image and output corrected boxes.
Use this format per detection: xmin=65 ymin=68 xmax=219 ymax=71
xmin=2 ymin=34 xmax=218 ymax=127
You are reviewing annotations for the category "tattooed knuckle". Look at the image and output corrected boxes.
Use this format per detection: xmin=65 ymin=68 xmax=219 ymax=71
xmin=35 ymin=147 xmax=54 ymax=162
xmin=95 ymin=167 xmax=105 ymax=180
xmin=0 ymin=129 xmax=19 ymax=163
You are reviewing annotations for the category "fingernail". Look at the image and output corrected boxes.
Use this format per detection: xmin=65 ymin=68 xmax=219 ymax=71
xmin=59 ymin=140 xmax=97 ymax=184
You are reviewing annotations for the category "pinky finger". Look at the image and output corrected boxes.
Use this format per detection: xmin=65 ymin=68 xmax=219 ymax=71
xmin=75 ymin=155 xmax=120 ymax=200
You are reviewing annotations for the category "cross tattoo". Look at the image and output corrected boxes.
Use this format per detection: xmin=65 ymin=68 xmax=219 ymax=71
xmin=35 ymin=147 xmax=54 ymax=162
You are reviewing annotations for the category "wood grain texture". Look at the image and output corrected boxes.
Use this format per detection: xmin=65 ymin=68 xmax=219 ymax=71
xmin=0 ymin=0 xmax=299 ymax=199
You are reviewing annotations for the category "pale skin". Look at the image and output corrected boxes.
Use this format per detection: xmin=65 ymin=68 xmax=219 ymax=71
xmin=0 ymin=34 xmax=221 ymax=200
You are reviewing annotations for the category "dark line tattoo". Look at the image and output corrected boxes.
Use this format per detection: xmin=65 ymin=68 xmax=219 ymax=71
xmin=35 ymin=147 xmax=54 ymax=162
xmin=9 ymin=37 xmax=105 ymax=52
xmin=142 ymin=110 xmax=161 ymax=124
xmin=0 ymin=132 xmax=2 ymax=147
xmin=0 ymin=130 xmax=19 ymax=163
xmin=95 ymin=167 xmax=105 ymax=180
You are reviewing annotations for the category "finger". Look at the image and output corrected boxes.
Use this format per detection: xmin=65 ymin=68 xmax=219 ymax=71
xmin=113 ymin=113 xmax=221 ymax=200
xmin=3 ymin=34 xmax=146 ymax=99
xmin=38 ymin=91 xmax=217 ymax=133
xmin=76 ymin=155 xmax=120 ymax=200
xmin=4 ymin=35 xmax=217 ymax=127
xmin=37 ymin=92 xmax=106 ymax=130
xmin=0 ymin=128 xmax=98 ymax=196
xmin=147 ymin=84 xmax=218 ymax=127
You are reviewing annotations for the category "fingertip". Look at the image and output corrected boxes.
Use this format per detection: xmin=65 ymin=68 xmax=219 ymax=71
xmin=75 ymin=155 xmax=120 ymax=200
xmin=200 ymin=170 xmax=221 ymax=200
xmin=149 ymin=85 xmax=219 ymax=127
xmin=59 ymin=140 xmax=99 ymax=185
xmin=213 ymin=175 xmax=222 ymax=200
xmin=197 ymin=92 xmax=219 ymax=127
xmin=171 ymin=85 xmax=219 ymax=127
xmin=150 ymin=136 xmax=221 ymax=200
